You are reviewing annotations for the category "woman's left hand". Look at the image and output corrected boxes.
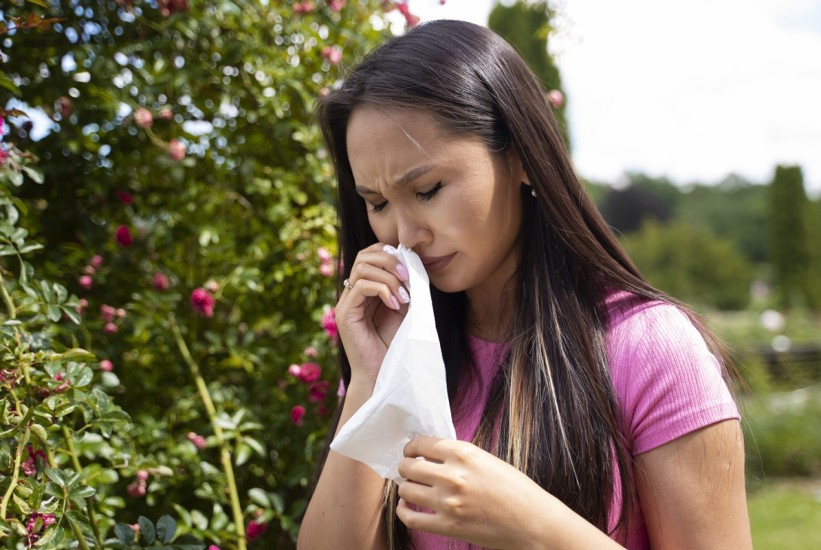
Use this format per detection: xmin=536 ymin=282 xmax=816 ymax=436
xmin=396 ymin=436 xmax=553 ymax=549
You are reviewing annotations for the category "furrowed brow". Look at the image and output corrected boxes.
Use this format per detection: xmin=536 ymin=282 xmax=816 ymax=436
xmin=355 ymin=164 xmax=435 ymax=197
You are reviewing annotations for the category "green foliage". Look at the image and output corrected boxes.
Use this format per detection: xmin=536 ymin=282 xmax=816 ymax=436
xmin=487 ymin=0 xmax=570 ymax=145
xmin=747 ymin=480 xmax=821 ymax=550
xmin=768 ymin=165 xmax=813 ymax=308
xmin=622 ymin=219 xmax=754 ymax=310
xmin=598 ymin=174 xmax=679 ymax=234
xmin=677 ymin=175 xmax=769 ymax=264
xmin=1 ymin=0 xmax=394 ymax=547
xmin=743 ymin=385 xmax=821 ymax=479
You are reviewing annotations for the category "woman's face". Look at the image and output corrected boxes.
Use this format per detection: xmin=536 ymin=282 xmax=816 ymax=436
xmin=345 ymin=106 xmax=526 ymax=298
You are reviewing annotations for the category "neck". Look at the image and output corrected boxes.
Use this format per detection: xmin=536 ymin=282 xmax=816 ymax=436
xmin=466 ymin=278 xmax=517 ymax=343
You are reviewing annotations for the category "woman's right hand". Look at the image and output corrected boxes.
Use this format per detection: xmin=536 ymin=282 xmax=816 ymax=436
xmin=336 ymin=243 xmax=411 ymax=386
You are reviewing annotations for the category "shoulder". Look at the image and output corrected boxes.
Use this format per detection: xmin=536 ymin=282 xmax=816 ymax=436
xmin=602 ymin=291 xmax=739 ymax=455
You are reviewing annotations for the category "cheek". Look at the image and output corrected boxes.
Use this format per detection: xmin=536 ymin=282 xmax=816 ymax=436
xmin=367 ymin=214 xmax=398 ymax=245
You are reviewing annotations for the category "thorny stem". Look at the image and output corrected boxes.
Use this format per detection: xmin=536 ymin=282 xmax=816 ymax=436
xmin=0 ymin=426 xmax=28 ymax=520
xmin=169 ymin=316 xmax=247 ymax=550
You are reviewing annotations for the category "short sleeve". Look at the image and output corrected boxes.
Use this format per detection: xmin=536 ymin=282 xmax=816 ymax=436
xmin=606 ymin=298 xmax=740 ymax=455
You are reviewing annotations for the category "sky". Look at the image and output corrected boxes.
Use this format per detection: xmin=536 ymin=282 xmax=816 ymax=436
xmin=410 ymin=0 xmax=821 ymax=195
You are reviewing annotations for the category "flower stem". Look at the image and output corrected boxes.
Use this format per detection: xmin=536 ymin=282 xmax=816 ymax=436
xmin=169 ymin=316 xmax=247 ymax=550
xmin=0 ymin=426 xmax=28 ymax=520
xmin=62 ymin=426 xmax=104 ymax=548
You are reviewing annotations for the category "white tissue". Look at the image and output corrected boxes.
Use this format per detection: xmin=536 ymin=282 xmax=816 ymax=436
xmin=330 ymin=245 xmax=456 ymax=483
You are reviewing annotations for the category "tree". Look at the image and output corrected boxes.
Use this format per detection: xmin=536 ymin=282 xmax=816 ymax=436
xmin=488 ymin=0 xmax=570 ymax=145
xmin=622 ymin=220 xmax=754 ymax=310
xmin=768 ymin=165 xmax=812 ymax=308
xmin=1 ymin=0 xmax=396 ymax=546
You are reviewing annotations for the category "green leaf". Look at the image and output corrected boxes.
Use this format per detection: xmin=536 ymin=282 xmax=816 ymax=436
xmin=46 ymin=304 xmax=61 ymax=322
xmin=155 ymin=515 xmax=176 ymax=544
xmin=70 ymin=485 xmax=96 ymax=501
xmin=0 ymin=72 xmax=20 ymax=95
xmin=44 ymin=467 xmax=68 ymax=488
xmin=73 ymin=366 xmax=94 ymax=388
xmin=29 ymin=423 xmax=48 ymax=446
xmin=114 ymin=523 xmax=135 ymax=546
xmin=53 ymin=402 xmax=77 ymax=417
xmin=138 ymin=516 xmax=156 ymax=544
xmin=21 ymin=165 xmax=45 ymax=184
xmin=26 ymin=0 xmax=51 ymax=8
xmin=248 ymin=487 xmax=269 ymax=508
xmin=235 ymin=443 xmax=251 ymax=466
xmin=33 ymin=526 xmax=58 ymax=547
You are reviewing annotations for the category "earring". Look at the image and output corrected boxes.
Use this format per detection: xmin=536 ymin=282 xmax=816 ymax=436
xmin=531 ymin=188 xmax=537 ymax=198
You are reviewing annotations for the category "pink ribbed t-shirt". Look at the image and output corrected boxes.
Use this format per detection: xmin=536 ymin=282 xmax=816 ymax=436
xmin=410 ymin=292 xmax=740 ymax=549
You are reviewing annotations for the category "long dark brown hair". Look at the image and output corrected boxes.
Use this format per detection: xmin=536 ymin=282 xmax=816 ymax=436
xmin=315 ymin=19 xmax=728 ymax=548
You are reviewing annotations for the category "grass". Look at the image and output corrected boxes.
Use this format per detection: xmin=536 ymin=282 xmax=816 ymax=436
xmin=748 ymin=479 xmax=821 ymax=549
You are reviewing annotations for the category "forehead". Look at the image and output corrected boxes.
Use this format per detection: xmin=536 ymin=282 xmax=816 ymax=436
xmin=346 ymin=106 xmax=448 ymax=156
xmin=345 ymin=106 xmax=484 ymax=184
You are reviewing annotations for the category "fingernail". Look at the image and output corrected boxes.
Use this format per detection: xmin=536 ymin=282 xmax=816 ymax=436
xmin=383 ymin=244 xmax=397 ymax=254
xmin=398 ymin=286 xmax=410 ymax=304
xmin=390 ymin=295 xmax=401 ymax=310
xmin=396 ymin=263 xmax=409 ymax=281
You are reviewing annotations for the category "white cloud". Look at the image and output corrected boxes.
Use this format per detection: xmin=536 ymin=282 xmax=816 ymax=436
xmin=414 ymin=0 xmax=821 ymax=194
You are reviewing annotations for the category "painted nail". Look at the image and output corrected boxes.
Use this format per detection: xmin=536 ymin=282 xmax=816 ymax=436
xmin=383 ymin=244 xmax=397 ymax=254
xmin=390 ymin=295 xmax=401 ymax=310
xmin=396 ymin=263 xmax=409 ymax=281
xmin=398 ymin=286 xmax=410 ymax=304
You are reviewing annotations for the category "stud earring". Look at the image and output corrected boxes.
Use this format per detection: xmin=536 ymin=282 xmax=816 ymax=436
xmin=531 ymin=188 xmax=537 ymax=198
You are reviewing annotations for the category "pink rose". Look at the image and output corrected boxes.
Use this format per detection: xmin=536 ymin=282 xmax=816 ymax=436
xmin=187 ymin=432 xmax=207 ymax=450
xmin=322 ymin=46 xmax=342 ymax=65
xmin=288 ymin=363 xmax=322 ymax=384
xmin=99 ymin=359 xmax=113 ymax=372
xmin=134 ymin=108 xmax=153 ymax=129
xmin=304 ymin=346 xmax=318 ymax=358
xmin=101 ymin=304 xmax=116 ymax=323
xmin=116 ymin=190 xmax=133 ymax=205
xmin=319 ymin=263 xmax=334 ymax=277
xmin=293 ymin=1 xmax=315 ymax=14
xmin=246 ymin=518 xmax=268 ymax=540
xmin=547 ymin=89 xmax=564 ymax=108
xmin=290 ymin=405 xmax=306 ymax=426
xmin=115 ymin=225 xmax=133 ymax=247
xmin=76 ymin=298 xmax=88 ymax=315
xmin=321 ymin=308 xmax=337 ymax=341
xmin=79 ymin=275 xmax=93 ymax=290
xmin=103 ymin=322 xmax=118 ymax=334
xmin=317 ymin=247 xmax=332 ymax=261
xmin=153 ymin=272 xmax=169 ymax=291
xmin=190 ymin=288 xmax=215 ymax=317
xmin=0 ymin=148 xmax=7 ymax=166
xmin=91 ymin=255 xmax=103 ymax=268
xmin=309 ymin=380 xmax=329 ymax=403
xmin=159 ymin=108 xmax=173 ymax=120
xmin=127 ymin=479 xmax=146 ymax=497
xmin=329 ymin=0 xmax=346 ymax=12
xmin=168 ymin=139 xmax=186 ymax=161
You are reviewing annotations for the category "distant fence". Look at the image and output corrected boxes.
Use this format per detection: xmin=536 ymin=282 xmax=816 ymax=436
xmin=749 ymin=344 xmax=821 ymax=386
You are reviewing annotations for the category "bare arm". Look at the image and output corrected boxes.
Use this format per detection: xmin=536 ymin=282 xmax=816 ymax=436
xmin=299 ymin=243 xmax=411 ymax=550
xmin=396 ymin=419 xmax=751 ymax=549
xmin=634 ymin=419 xmax=752 ymax=549
xmin=297 ymin=381 xmax=388 ymax=550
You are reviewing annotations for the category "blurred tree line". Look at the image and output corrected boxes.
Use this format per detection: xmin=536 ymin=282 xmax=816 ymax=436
xmin=588 ymin=168 xmax=821 ymax=311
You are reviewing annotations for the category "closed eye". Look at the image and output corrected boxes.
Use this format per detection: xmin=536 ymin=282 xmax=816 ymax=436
xmin=417 ymin=182 xmax=442 ymax=202
xmin=370 ymin=200 xmax=388 ymax=214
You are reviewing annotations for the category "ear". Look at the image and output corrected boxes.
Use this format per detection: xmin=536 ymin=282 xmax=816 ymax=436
xmin=506 ymin=146 xmax=530 ymax=187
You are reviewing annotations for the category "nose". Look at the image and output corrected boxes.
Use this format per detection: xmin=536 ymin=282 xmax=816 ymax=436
xmin=394 ymin=209 xmax=432 ymax=250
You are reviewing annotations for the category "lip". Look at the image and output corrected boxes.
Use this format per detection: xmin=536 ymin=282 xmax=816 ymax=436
xmin=420 ymin=253 xmax=456 ymax=273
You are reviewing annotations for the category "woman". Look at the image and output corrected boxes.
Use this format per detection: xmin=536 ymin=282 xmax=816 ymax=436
xmin=299 ymin=20 xmax=751 ymax=550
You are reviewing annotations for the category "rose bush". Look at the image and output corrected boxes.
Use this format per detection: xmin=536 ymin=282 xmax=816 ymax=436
xmin=1 ymin=0 xmax=428 ymax=547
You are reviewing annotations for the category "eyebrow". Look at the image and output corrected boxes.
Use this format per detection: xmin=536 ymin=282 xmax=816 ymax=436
xmin=355 ymin=164 xmax=435 ymax=196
